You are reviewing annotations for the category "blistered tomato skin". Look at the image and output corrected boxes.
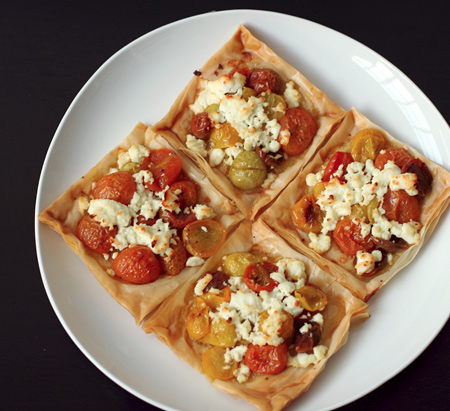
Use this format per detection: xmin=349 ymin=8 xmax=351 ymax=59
xmin=374 ymin=147 xmax=413 ymax=170
xmin=333 ymin=217 xmax=374 ymax=257
xmin=142 ymin=148 xmax=182 ymax=191
xmin=76 ymin=215 xmax=117 ymax=254
xmin=244 ymin=343 xmax=288 ymax=375
xmin=164 ymin=180 xmax=198 ymax=209
xmin=160 ymin=209 xmax=197 ymax=230
xmin=92 ymin=171 xmax=136 ymax=205
xmin=112 ymin=245 xmax=162 ymax=284
xmin=159 ymin=237 xmax=188 ymax=276
xmin=381 ymin=189 xmax=420 ymax=224
xmin=191 ymin=113 xmax=212 ymax=140
xmin=350 ymin=128 xmax=385 ymax=163
xmin=401 ymin=158 xmax=433 ymax=197
xmin=247 ymin=69 xmax=281 ymax=94
xmin=243 ymin=262 xmax=278 ymax=293
xmin=291 ymin=194 xmax=324 ymax=234
xmin=278 ymin=108 xmax=317 ymax=156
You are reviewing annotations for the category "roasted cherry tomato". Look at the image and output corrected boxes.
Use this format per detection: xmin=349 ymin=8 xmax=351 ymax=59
xmin=160 ymin=209 xmax=197 ymax=230
xmin=333 ymin=216 xmax=374 ymax=257
xmin=203 ymin=271 xmax=230 ymax=293
xmin=92 ymin=171 xmax=136 ymax=205
xmin=182 ymin=219 xmax=226 ymax=258
xmin=243 ymin=262 xmax=278 ymax=293
xmin=401 ymin=158 xmax=433 ymax=197
xmin=186 ymin=297 xmax=210 ymax=340
xmin=372 ymin=235 xmax=409 ymax=253
xmin=374 ymin=147 xmax=413 ymax=170
xmin=294 ymin=323 xmax=322 ymax=354
xmin=200 ymin=286 xmax=232 ymax=310
xmin=223 ymin=252 xmax=263 ymax=277
xmin=263 ymin=92 xmax=287 ymax=121
xmin=200 ymin=318 xmax=237 ymax=348
xmin=295 ymin=285 xmax=328 ymax=312
xmin=350 ymin=128 xmax=385 ymax=163
xmin=278 ymin=108 xmax=317 ymax=156
xmin=244 ymin=342 xmax=288 ymax=375
xmin=112 ymin=245 xmax=162 ymax=284
xmin=76 ymin=215 xmax=117 ymax=254
xmin=163 ymin=180 xmax=198 ymax=210
xmin=159 ymin=237 xmax=188 ymax=276
xmin=191 ymin=112 xmax=212 ymax=139
xmin=255 ymin=145 xmax=283 ymax=169
xmin=322 ymin=151 xmax=354 ymax=182
xmin=247 ymin=68 xmax=281 ymax=94
xmin=381 ymin=189 xmax=420 ymax=223
xmin=291 ymin=194 xmax=324 ymax=234
xmin=202 ymin=347 xmax=237 ymax=381
xmin=228 ymin=150 xmax=267 ymax=190
xmin=210 ymin=122 xmax=243 ymax=149
xmin=141 ymin=148 xmax=182 ymax=191
xmin=259 ymin=310 xmax=294 ymax=341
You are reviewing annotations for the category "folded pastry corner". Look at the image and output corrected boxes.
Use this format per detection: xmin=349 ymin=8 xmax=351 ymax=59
xmin=38 ymin=122 xmax=243 ymax=324
xmin=143 ymin=220 xmax=368 ymax=411
xmin=153 ymin=25 xmax=346 ymax=219
xmin=262 ymin=107 xmax=450 ymax=301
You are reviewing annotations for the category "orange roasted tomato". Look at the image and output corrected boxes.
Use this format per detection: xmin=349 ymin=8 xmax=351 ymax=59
xmin=333 ymin=216 xmax=374 ymax=257
xmin=381 ymin=189 xmax=420 ymax=224
xmin=278 ymin=108 xmax=317 ymax=156
xmin=163 ymin=180 xmax=198 ymax=210
xmin=182 ymin=219 xmax=226 ymax=258
xmin=374 ymin=147 xmax=413 ymax=170
xmin=244 ymin=342 xmax=288 ymax=375
xmin=243 ymin=262 xmax=278 ymax=293
xmin=76 ymin=215 xmax=117 ymax=254
xmin=186 ymin=297 xmax=210 ymax=340
xmin=322 ymin=151 xmax=354 ymax=182
xmin=112 ymin=245 xmax=162 ymax=284
xmin=291 ymin=194 xmax=324 ymax=234
xmin=141 ymin=148 xmax=182 ymax=191
xmin=92 ymin=171 xmax=136 ymax=205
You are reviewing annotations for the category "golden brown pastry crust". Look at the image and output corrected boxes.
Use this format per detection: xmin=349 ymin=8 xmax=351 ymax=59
xmin=152 ymin=25 xmax=346 ymax=219
xmin=143 ymin=220 xmax=368 ymax=411
xmin=262 ymin=107 xmax=450 ymax=301
xmin=38 ymin=122 xmax=242 ymax=324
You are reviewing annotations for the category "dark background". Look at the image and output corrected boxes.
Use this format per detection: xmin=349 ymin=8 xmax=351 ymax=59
xmin=3 ymin=1 xmax=449 ymax=410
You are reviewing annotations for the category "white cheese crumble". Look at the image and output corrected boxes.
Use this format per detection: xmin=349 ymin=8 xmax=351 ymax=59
xmin=186 ymin=134 xmax=208 ymax=157
xmin=355 ymin=249 xmax=383 ymax=276
xmin=192 ymin=203 xmax=216 ymax=220
xmin=283 ymin=81 xmax=301 ymax=108
xmin=194 ymin=274 xmax=212 ymax=295
xmin=117 ymin=143 xmax=150 ymax=169
xmin=288 ymin=345 xmax=328 ymax=368
xmin=186 ymin=256 xmax=205 ymax=267
xmin=308 ymin=233 xmax=331 ymax=254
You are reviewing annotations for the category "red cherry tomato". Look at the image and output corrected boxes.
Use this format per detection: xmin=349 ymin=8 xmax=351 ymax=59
xmin=163 ymin=180 xmax=198 ymax=211
xmin=191 ymin=113 xmax=212 ymax=140
xmin=244 ymin=343 xmax=288 ymax=375
xmin=278 ymin=108 xmax=317 ymax=156
xmin=160 ymin=209 xmax=197 ymax=230
xmin=374 ymin=147 xmax=413 ymax=170
xmin=381 ymin=189 xmax=420 ymax=223
xmin=141 ymin=149 xmax=182 ymax=192
xmin=243 ymin=262 xmax=279 ymax=293
xmin=112 ymin=245 xmax=162 ymax=284
xmin=401 ymin=158 xmax=433 ymax=197
xmin=322 ymin=152 xmax=354 ymax=182
xmin=247 ymin=69 xmax=281 ymax=94
xmin=76 ymin=215 xmax=117 ymax=254
xmin=92 ymin=171 xmax=136 ymax=205
xmin=158 ymin=237 xmax=188 ymax=276
xmin=333 ymin=216 xmax=374 ymax=257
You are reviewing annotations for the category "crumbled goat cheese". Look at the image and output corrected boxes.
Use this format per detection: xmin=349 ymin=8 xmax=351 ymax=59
xmin=308 ymin=233 xmax=331 ymax=254
xmin=194 ymin=274 xmax=212 ymax=296
xmin=186 ymin=134 xmax=208 ymax=157
xmin=186 ymin=256 xmax=205 ymax=267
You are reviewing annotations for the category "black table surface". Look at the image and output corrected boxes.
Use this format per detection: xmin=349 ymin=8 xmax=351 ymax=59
xmin=4 ymin=1 xmax=449 ymax=410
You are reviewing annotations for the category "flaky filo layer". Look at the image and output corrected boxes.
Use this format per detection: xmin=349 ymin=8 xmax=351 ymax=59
xmin=153 ymin=25 xmax=346 ymax=219
xmin=38 ymin=122 xmax=242 ymax=324
xmin=143 ymin=220 xmax=368 ymax=411
xmin=262 ymin=107 xmax=450 ymax=301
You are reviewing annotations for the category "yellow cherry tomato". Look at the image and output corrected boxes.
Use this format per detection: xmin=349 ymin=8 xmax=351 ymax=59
xmin=202 ymin=347 xmax=237 ymax=381
xmin=295 ymin=285 xmax=328 ymax=312
xmin=350 ymin=128 xmax=385 ymax=163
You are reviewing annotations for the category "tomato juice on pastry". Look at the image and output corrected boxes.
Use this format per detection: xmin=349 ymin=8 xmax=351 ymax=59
xmin=153 ymin=25 xmax=346 ymax=219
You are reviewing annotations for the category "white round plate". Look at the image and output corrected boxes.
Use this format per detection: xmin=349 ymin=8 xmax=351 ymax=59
xmin=35 ymin=9 xmax=450 ymax=411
